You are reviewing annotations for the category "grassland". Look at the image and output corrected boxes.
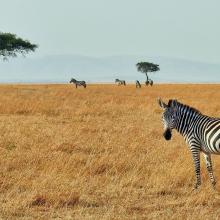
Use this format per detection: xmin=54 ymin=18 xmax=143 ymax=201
xmin=0 ymin=84 xmax=220 ymax=219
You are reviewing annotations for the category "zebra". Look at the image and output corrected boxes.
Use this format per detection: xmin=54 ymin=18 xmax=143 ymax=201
xmin=145 ymin=79 xmax=153 ymax=86
xmin=115 ymin=79 xmax=126 ymax=86
xmin=158 ymin=98 xmax=220 ymax=189
xmin=136 ymin=80 xmax=141 ymax=88
xmin=69 ymin=78 xmax=86 ymax=88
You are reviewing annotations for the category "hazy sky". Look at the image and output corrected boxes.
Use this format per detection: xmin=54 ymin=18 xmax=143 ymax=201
xmin=1 ymin=0 xmax=220 ymax=63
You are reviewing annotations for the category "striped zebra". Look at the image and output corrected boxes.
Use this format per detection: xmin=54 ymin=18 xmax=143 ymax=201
xmin=115 ymin=79 xmax=126 ymax=86
xmin=145 ymin=79 xmax=153 ymax=86
xmin=70 ymin=78 xmax=86 ymax=88
xmin=136 ymin=80 xmax=141 ymax=88
xmin=158 ymin=98 xmax=220 ymax=189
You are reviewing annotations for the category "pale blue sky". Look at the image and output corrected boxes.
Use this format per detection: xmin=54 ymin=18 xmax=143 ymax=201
xmin=0 ymin=0 xmax=220 ymax=63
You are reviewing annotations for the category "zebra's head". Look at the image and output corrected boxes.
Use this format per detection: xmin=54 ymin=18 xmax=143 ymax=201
xmin=158 ymin=98 xmax=178 ymax=141
xmin=70 ymin=78 xmax=76 ymax=83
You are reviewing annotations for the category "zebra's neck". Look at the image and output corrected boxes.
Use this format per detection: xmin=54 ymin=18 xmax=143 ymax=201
xmin=174 ymin=103 xmax=201 ymax=137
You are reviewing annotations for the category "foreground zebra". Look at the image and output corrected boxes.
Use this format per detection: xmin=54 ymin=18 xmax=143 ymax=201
xmin=158 ymin=98 xmax=220 ymax=189
xmin=136 ymin=80 xmax=141 ymax=88
xmin=115 ymin=79 xmax=126 ymax=86
xmin=69 ymin=78 xmax=86 ymax=88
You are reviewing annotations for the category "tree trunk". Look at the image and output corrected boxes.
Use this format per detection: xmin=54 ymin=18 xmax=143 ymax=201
xmin=145 ymin=73 xmax=149 ymax=81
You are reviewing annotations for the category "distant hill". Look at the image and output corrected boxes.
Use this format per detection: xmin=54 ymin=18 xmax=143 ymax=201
xmin=0 ymin=54 xmax=219 ymax=83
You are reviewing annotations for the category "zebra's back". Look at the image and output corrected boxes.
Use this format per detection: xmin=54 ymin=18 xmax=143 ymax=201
xmin=203 ymin=118 xmax=220 ymax=153
xmin=192 ymin=116 xmax=220 ymax=154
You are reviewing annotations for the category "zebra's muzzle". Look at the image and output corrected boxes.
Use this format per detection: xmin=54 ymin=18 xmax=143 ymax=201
xmin=163 ymin=129 xmax=172 ymax=140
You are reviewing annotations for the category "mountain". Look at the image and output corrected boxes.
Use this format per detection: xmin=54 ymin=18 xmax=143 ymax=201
xmin=0 ymin=54 xmax=219 ymax=83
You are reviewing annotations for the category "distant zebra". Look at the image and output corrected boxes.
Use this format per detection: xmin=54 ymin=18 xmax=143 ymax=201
xmin=115 ymin=79 xmax=126 ymax=86
xmin=136 ymin=80 xmax=141 ymax=88
xmin=70 ymin=78 xmax=86 ymax=88
xmin=158 ymin=98 xmax=220 ymax=189
xmin=145 ymin=79 xmax=153 ymax=86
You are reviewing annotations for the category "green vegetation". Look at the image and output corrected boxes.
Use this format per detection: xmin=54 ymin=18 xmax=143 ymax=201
xmin=0 ymin=32 xmax=37 ymax=60
xmin=136 ymin=62 xmax=160 ymax=80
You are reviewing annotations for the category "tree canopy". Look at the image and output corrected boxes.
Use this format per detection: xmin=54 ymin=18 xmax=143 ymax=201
xmin=0 ymin=32 xmax=38 ymax=60
xmin=136 ymin=62 xmax=160 ymax=77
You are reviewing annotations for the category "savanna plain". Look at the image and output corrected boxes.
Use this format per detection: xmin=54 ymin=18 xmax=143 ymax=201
xmin=0 ymin=84 xmax=220 ymax=219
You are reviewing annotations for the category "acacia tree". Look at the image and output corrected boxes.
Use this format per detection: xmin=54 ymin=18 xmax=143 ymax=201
xmin=136 ymin=62 xmax=160 ymax=81
xmin=0 ymin=32 xmax=38 ymax=60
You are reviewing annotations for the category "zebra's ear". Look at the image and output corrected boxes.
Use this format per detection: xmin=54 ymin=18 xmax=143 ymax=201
xmin=158 ymin=98 xmax=168 ymax=109
xmin=168 ymin=99 xmax=172 ymax=107
xmin=173 ymin=99 xmax=178 ymax=107
xmin=169 ymin=99 xmax=178 ymax=108
xmin=167 ymin=99 xmax=178 ymax=108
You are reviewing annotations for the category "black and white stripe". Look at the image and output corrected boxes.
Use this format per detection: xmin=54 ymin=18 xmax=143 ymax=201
xmin=70 ymin=78 xmax=86 ymax=88
xmin=136 ymin=80 xmax=141 ymax=88
xmin=115 ymin=79 xmax=126 ymax=86
xmin=145 ymin=79 xmax=153 ymax=86
xmin=158 ymin=98 xmax=220 ymax=189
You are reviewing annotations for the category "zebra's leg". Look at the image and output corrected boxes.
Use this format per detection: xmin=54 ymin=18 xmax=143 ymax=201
xmin=203 ymin=153 xmax=216 ymax=188
xmin=191 ymin=149 xmax=201 ymax=189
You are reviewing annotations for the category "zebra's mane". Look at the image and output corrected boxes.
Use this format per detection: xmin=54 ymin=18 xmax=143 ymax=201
xmin=172 ymin=100 xmax=201 ymax=114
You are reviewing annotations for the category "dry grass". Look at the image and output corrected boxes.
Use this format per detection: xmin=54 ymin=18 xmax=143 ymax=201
xmin=0 ymin=83 xmax=219 ymax=219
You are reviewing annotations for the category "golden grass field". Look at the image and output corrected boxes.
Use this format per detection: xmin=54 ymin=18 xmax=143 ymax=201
xmin=0 ymin=83 xmax=220 ymax=219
